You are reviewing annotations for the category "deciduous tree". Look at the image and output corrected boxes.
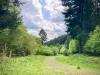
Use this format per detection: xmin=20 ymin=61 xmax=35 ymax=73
xmin=39 ymin=28 xmax=47 ymax=44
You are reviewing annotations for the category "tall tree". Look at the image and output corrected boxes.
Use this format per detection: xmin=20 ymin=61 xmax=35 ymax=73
xmin=62 ymin=0 xmax=85 ymax=53
xmin=0 ymin=0 xmax=22 ymax=30
xmin=39 ymin=28 xmax=47 ymax=44
xmin=0 ymin=0 xmax=23 ymax=56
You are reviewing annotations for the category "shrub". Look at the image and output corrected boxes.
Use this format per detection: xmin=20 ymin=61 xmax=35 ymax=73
xmin=77 ymin=66 xmax=81 ymax=69
xmin=60 ymin=45 xmax=66 ymax=54
xmin=67 ymin=39 xmax=79 ymax=55
xmin=63 ymin=49 xmax=70 ymax=56
xmin=50 ymin=46 xmax=58 ymax=56
xmin=36 ymin=46 xmax=58 ymax=56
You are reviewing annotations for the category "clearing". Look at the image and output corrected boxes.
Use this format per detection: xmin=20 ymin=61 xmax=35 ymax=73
xmin=0 ymin=55 xmax=100 ymax=75
xmin=46 ymin=56 xmax=100 ymax=75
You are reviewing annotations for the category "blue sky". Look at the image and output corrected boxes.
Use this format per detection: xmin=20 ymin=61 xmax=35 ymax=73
xmin=21 ymin=0 xmax=66 ymax=40
xmin=39 ymin=0 xmax=51 ymax=20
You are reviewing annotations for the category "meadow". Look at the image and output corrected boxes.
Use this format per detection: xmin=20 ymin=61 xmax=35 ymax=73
xmin=0 ymin=54 xmax=100 ymax=75
xmin=0 ymin=55 xmax=65 ymax=75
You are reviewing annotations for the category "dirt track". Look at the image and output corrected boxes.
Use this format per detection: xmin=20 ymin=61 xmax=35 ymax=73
xmin=45 ymin=56 xmax=100 ymax=75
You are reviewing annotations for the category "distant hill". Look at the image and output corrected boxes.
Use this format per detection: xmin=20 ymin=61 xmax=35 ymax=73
xmin=45 ymin=34 xmax=68 ymax=46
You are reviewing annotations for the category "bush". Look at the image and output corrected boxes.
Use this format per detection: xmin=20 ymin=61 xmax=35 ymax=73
xmin=84 ymin=26 xmax=100 ymax=56
xmin=50 ymin=46 xmax=58 ymax=56
xmin=65 ymin=39 xmax=79 ymax=55
xmin=60 ymin=45 xmax=66 ymax=54
xmin=36 ymin=46 xmax=58 ymax=56
xmin=77 ymin=66 xmax=81 ymax=69
xmin=63 ymin=49 xmax=70 ymax=56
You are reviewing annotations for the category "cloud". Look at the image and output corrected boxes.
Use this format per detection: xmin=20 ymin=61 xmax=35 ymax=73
xmin=21 ymin=0 xmax=43 ymax=28
xmin=44 ymin=0 xmax=64 ymax=22
xmin=21 ymin=0 xmax=66 ymax=41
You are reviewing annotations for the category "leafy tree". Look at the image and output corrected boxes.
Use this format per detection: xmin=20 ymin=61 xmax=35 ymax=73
xmin=64 ymin=39 xmax=79 ymax=55
xmin=9 ymin=24 xmax=28 ymax=56
xmin=0 ymin=0 xmax=23 ymax=56
xmin=68 ymin=39 xmax=79 ymax=54
xmin=38 ymin=28 xmax=47 ymax=44
xmin=0 ymin=23 xmax=42 ymax=56
xmin=9 ymin=24 xmax=42 ymax=56
xmin=0 ymin=29 xmax=10 ymax=55
xmin=84 ymin=26 xmax=100 ymax=56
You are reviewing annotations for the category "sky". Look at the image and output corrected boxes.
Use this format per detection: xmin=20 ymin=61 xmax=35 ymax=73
xmin=21 ymin=0 xmax=66 ymax=41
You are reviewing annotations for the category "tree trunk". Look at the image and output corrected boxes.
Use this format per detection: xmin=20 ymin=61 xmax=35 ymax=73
xmin=79 ymin=39 xmax=82 ymax=53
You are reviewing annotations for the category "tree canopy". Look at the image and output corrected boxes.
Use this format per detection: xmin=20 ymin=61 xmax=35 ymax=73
xmin=39 ymin=28 xmax=47 ymax=44
xmin=0 ymin=0 xmax=23 ymax=30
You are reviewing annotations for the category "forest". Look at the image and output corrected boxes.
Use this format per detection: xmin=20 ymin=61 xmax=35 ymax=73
xmin=0 ymin=0 xmax=100 ymax=75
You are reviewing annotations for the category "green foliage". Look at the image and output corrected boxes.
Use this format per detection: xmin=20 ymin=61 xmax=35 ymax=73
xmin=0 ymin=0 xmax=22 ymax=30
xmin=36 ymin=46 xmax=58 ymax=56
xmin=67 ymin=39 xmax=79 ymax=55
xmin=56 ymin=54 xmax=100 ymax=70
xmin=65 ymin=35 xmax=71 ymax=49
xmin=62 ymin=0 xmax=100 ymax=53
xmin=84 ymin=26 xmax=100 ymax=56
xmin=77 ymin=66 xmax=81 ymax=69
xmin=50 ymin=46 xmax=58 ymax=56
xmin=58 ymin=45 xmax=62 ymax=54
xmin=0 ymin=0 xmax=33 ymax=57
xmin=38 ymin=28 xmax=47 ymax=44
xmin=0 ymin=24 xmax=42 ymax=56
xmin=0 ymin=29 xmax=10 ymax=53
xmin=59 ymin=45 xmax=66 ymax=54
xmin=45 ymin=34 xmax=68 ymax=46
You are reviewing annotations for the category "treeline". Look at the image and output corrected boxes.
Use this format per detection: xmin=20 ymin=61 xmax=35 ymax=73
xmin=61 ymin=0 xmax=100 ymax=56
xmin=45 ymin=35 xmax=68 ymax=46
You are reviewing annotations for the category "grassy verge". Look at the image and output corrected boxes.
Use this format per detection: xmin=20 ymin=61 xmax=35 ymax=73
xmin=56 ymin=54 xmax=100 ymax=70
xmin=0 ymin=55 xmax=47 ymax=75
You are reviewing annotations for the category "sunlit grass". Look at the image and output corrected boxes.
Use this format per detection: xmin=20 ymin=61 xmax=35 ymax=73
xmin=0 ymin=54 xmax=100 ymax=75
xmin=0 ymin=55 xmax=65 ymax=75
xmin=0 ymin=55 xmax=46 ymax=75
xmin=56 ymin=54 xmax=100 ymax=70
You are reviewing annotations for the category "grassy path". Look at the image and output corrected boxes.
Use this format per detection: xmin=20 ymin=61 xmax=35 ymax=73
xmin=0 ymin=55 xmax=100 ymax=75
xmin=46 ymin=56 xmax=100 ymax=75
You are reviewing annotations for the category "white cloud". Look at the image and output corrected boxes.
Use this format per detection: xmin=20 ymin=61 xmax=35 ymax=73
xmin=44 ymin=0 xmax=64 ymax=22
xmin=21 ymin=0 xmax=66 ymax=41
xmin=21 ymin=0 xmax=43 ymax=27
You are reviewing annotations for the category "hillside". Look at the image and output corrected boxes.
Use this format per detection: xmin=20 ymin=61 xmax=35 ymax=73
xmin=45 ymin=34 xmax=69 ymax=46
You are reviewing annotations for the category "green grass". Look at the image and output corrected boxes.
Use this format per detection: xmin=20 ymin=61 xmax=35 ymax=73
xmin=0 ymin=55 xmax=65 ymax=75
xmin=0 ymin=54 xmax=100 ymax=75
xmin=0 ymin=55 xmax=46 ymax=75
xmin=56 ymin=54 xmax=100 ymax=70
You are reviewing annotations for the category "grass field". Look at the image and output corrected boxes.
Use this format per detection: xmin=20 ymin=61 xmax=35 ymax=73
xmin=0 ymin=54 xmax=100 ymax=75
xmin=56 ymin=54 xmax=100 ymax=70
xmin=0 ymin=55 xmax=47 ymax=75
xmin=0 ymin=55 xmax=65 ymax=75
